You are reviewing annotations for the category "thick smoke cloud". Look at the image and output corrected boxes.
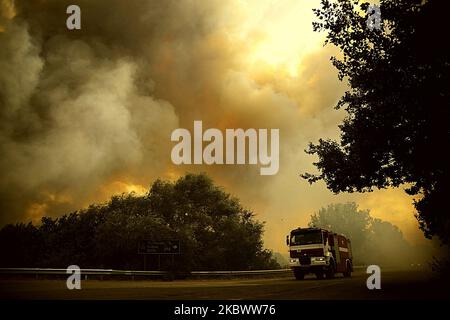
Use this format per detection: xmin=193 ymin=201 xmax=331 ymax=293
xmin=0 ymin=0 xmax=429 ymax=256
xmin=0 ymin=0 xmax=181 ymax=223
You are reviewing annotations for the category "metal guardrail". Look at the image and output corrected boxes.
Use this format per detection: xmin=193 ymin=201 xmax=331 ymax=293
xmin=0 ymin=268 xmax=164 ymax=276
xmin=0 ymin=267 xmax=292 ymax=278
xmin=0 ymin=266 xmax=364 ymax=278
xmin=192 ymin=269 xmax=292 ymax=276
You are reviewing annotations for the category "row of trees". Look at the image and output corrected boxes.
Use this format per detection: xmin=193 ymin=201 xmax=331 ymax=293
xmin=309 ymin=203 xmax=422 ymax=266
xmin=0 ymin=174 xmax=280 ymax=271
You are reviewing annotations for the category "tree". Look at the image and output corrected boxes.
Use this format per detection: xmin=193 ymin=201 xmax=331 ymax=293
xmin=303 ymin=0 xmax=450 ymax=244
xmin=147 ymin=173 xmax=280 ymax=270
xmin=0 ymin=222 xmax=41 ymax=267
xmin=309 ymin=203 xmax=370 ymax=262
xmin=367 ymin=218 xmax=413 ymax=265
xmin=0 ymin=173 xmax=280 ymax=271
xmin=309 ymin=202 xmax=413 ymax=265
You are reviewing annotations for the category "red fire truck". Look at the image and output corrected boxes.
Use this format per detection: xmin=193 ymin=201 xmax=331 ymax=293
xmin=286 ymin=227 xmax=353 ymax=280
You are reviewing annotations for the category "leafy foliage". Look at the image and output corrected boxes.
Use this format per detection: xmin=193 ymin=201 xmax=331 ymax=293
xmin=304 ymin=0 xmax=450 ymax=244
xmin=0 ymin=173 xmax=280 ymax=271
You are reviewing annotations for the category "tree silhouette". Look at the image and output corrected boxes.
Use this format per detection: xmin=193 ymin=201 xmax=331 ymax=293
xmin=303 ymin=0 xmax=450 ymax=244
xmin=309 ymin=202 xmax=413 ymax=265
xmin=0 ymin=173 xmax=280 ymax=271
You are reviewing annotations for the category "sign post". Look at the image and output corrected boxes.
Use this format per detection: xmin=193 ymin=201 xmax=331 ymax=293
xmin=138 ymin=240 xmax=181 ymax=271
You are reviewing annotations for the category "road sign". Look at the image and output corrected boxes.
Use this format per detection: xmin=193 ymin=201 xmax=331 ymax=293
xmin=138 ymin=240 xmax=180 ymax=255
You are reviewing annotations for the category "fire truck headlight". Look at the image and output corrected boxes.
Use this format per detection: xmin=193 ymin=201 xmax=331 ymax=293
xmin=315 ymin=257 xmax=325 ymax=261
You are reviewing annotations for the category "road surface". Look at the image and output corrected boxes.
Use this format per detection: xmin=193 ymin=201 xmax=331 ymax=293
xmin=0 ymin=268 xmax=448 ymax=300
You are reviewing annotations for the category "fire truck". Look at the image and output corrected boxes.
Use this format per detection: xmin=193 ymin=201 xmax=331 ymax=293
xmin=286 ymin=227 xmax=353 ymax=280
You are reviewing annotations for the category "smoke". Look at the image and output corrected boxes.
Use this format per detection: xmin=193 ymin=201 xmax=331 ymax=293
xmin=0 ymin=0 xmax=432 ymax=261
xmin=0 ymin=0 xmax=180 ymax=223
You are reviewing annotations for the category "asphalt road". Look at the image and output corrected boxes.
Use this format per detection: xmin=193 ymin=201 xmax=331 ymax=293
xmin=1 ymin=268 xmax=448 ymax=300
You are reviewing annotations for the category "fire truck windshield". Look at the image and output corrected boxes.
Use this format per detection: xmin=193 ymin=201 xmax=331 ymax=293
xmin=290 ymin=230 xmax=322 ymax=245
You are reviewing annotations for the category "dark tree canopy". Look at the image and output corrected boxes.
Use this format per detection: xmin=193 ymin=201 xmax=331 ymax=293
xmin=0 ymin=173 xmax=280 ymax=271
xmin=303 ymin=0 xmax=450 ymax=244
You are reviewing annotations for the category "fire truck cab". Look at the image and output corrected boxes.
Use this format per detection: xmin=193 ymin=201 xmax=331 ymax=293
xmin=286 ymin=227 xmax=353 ymax=280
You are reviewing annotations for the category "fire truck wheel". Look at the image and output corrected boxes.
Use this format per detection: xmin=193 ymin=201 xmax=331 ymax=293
xmin=293 ymin=269 xmax=305 ymax=280
xmin=343 ymin=262 xmax=352 ymax=277
xmin=325 ymin=264 xmax=335 ymax=279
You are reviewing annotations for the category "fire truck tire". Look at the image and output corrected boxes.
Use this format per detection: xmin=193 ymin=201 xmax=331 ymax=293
xmin=293 ymin=268 xmax=305 ymax=280
xmin=325 ymin=263 xmax=335 ymax=279
xmin=343 ymin=261 xmax=352 ymax=277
